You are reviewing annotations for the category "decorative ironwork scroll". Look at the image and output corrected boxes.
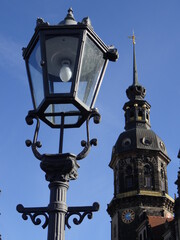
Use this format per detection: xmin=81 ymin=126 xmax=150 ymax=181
xmin=16 ymin=204 xmax=49 ymax=229
xmin=17 ymin=202 xmax=100 ymax=230
xmin=65 ymin=202 xmax=100 ymax=229
xmin=25 ymin=108 xmax=101 ymax=161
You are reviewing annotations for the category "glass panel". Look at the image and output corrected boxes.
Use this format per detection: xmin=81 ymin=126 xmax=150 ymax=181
xmin=45 ymin=116 xmax=81 ymax=125
xmin=45 ymin=103 xmax=79 ymax=114
xmin=28 ymin=40 xmax=44 ymax=108
xmin=45 ymin=103 xmax=81 ymax=125
xmin=77 ymin=36 xmax=105 ymax=108
xmin=65 ymin=116 xmax=80 ymax=125
xmin=45 ymin=36 xmax=79 ymax=94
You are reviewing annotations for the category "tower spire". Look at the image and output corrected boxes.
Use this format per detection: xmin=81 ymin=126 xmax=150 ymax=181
xmin=126 ymin=32 xmax=146 ymax=101
xmin=129 ymin=32 xmax=138 ymax=86
xmin=124 ymin=32 xmax=150 ymax=130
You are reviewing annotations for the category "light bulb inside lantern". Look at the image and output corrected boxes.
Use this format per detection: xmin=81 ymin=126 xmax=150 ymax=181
xmin=59 ymin=60 xmax=72 ymax=82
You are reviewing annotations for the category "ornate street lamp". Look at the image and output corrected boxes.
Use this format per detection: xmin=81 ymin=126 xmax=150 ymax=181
xmin=17 ymin=9 xmax=118 ymax=240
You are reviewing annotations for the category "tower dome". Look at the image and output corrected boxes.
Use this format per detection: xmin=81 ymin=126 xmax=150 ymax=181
xmin=113 ymin=128 xmax=168 ymax=157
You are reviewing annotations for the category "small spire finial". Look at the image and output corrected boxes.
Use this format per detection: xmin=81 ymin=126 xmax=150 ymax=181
xmin=67 ymin=8 xmax=73 ymax=17
xmin=128 ymin=31 xmax=138 ymax=86
xmin=128 ymin=31 xmax=136 ymax=45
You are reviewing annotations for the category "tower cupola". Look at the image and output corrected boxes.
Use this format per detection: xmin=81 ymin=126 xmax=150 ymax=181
xmin=124 ymin=33 xmax=150 ymax=131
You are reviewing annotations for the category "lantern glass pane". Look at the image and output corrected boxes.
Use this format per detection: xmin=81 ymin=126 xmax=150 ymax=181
xmin=45 ymin=103 xmax=81 ymax=125
xmin=28 ymin=40 xmax=44 ymax=108
xmin=77 ymin=37 xmax=105 ymax=108
xmin=45 ymin=35 xmax=79 ymax=94
xmin=45 ymin=116 xmax=81 ymax=125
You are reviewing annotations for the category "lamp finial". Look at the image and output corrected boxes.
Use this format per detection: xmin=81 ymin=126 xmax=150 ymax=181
xmin=59 ymin=8 xmax=77 ymax=25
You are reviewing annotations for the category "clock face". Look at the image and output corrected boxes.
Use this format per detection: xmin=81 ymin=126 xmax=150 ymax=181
xmin=121 ymin=209 xmax=135 ymax=224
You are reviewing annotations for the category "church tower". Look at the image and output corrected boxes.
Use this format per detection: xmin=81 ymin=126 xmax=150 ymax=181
xmin=107 ymin=34 xmax=174 ymax=240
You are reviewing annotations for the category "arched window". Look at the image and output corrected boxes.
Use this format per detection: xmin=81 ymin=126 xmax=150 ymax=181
xmin=125 ymin=165 xmax=133 ymax=189
xmin=144 ymin=164 xmax=152 ymax=188
xmin=126 ymin=165 xmax=132 ymax=175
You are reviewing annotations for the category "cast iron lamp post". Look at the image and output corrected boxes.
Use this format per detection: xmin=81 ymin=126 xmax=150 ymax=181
xmin=17 ymin=9 xmax=118 ymax=240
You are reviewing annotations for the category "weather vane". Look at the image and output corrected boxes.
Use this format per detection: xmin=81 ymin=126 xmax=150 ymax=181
xmin=128 ymin=31 xmax=136 ymax=45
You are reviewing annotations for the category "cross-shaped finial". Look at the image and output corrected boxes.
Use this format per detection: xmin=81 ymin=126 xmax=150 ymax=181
xmin=128 ymin=31 xmax=136 ymax=45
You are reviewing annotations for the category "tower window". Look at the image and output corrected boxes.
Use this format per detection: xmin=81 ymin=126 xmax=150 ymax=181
xmin=130 ymin=110 xmax=134 ymax=121
xmin=146 ymin=113 xmax=149 ymax=121
xmin=138 ymin=110 xmax=143 ymax=120
xmin=126 ymin=176 xmax=133 ymax=188
xmin=122 ymin=138 xmax=131 ymax=147
xmin=125 ymin=165 xmax=133 ymax=189
xmin=144 ymin=164 xmax=151 ymax=174
xmin=145 ymin=176 xmax=151 ymax=187
xmin=144 ymin=164 xmax=152 ymax=188
xmin=161 ymin=169 xmax=165 ymax=178
xmin=126 ymin=165 xmax=132 ymax=175
xmin=161 ymin=181 xmax=165 ymax=191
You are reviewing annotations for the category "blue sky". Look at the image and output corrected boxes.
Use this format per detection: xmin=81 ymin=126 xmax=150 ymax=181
xmin=1 ymin=0 xmax=180 ymax=239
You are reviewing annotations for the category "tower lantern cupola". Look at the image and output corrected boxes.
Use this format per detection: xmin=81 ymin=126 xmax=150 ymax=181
xmin=124 ymin=33 xmax=150 ymax=131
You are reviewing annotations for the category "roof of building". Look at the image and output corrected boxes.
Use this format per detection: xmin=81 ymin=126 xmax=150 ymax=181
xmin=148 ymin=216 xmax=174 ymax=228
xmin=148 ymin=216 xmax=174 ymax=240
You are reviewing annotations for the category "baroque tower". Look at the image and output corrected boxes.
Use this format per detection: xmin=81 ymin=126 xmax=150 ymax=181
xmin=107 ymin=34 xmax=174 ymax=240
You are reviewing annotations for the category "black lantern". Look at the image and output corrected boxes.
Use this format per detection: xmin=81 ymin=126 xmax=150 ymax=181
xmin=23 ymin=8 xmax=118 ymax=129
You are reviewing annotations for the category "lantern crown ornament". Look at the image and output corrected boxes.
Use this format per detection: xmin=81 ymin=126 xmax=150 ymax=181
xmin=23 ymin=8 xmax=118 ymax=129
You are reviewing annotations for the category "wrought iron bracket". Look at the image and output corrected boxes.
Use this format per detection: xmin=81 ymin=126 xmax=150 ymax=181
xmin=65 ymin=202 xmax=100 ymax=229
xmin=76 ymin=109 xmax=101 ymax=160
xmin=16 ymin=204 xmax=49 ymax=229
xmin=17 ymin=202 xmax=99 ymax=230
xmin=25 ymin=112 xmax=43 ymax=160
